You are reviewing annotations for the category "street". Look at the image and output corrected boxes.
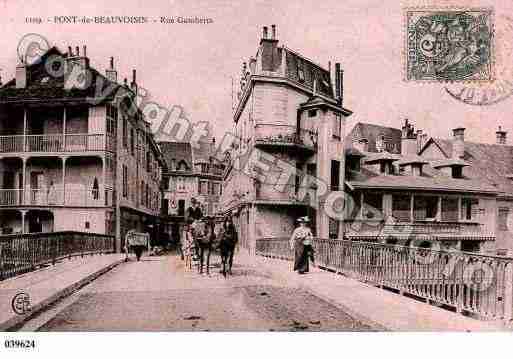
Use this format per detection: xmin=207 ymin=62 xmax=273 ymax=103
xmin=37 ymin=253 xmax=375 ymax=331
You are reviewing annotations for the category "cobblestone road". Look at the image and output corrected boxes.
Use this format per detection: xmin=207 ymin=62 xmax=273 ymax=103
xmin=39 ymin=254 xmax=375 ymax=331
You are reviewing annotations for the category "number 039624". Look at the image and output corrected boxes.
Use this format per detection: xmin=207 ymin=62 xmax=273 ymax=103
xmin=4 ymin=339 xmax=36 ymax=349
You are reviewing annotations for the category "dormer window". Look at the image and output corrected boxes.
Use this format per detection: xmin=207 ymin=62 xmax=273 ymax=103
xmin=308 ymin=109 xmax=317 ymax=117
xmin=452 ymin=166 xmax=463 ymax=179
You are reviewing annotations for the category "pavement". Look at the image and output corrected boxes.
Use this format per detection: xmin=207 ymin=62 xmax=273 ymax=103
xmin=237 ymin=253 xmax=509 ymax=331
xmin=0 ymin=253 xmax=124 ymax=331
xmin=0 ymin=249 xmax=510 ymax=331
xmin=35 ymin=254 xmax=374 ymax=331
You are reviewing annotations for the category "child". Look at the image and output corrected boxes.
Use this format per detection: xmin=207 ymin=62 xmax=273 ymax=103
xmin=182 ymin=223 xmax=194 ymax=270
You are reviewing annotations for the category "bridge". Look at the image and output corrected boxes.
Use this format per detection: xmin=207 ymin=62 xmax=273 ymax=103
xmin=0 ymin=232 xmax=512 ymax=331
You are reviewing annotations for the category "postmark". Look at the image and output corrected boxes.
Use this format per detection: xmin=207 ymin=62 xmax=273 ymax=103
xmin=445 ymin=14 xmax=513 ymax=106
xmin=405 ymin=8 xmax=494 ymax=82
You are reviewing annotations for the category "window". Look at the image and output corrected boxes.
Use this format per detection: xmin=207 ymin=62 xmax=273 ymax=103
xmin=461 ymin=198 xmax=478 ymax=221
xmin=199 ymin=180 xmax=208 ymax=195
xmin=162 ymin=199 xmax=169 ymax=215
xmin=452 ymin=166 xmax=463 ymax=179
xmin=499 ymin=207 xmax=509 ymax=231
xmin=213 ymin=182 xmax=221 ymax=196
xmin=414 ymin=196 xmax=438 ymax=221
xmin=297 ymin=60 xmax=305 ymax=82
xmin=122 ymin=165 xmax=128 ymax=198
xmin=130 ymin=128 xmax=135 ymax=155
xmin=346 ymin=157 xmax=361 ymax=173
xmin=363 ymin=193 xmax=383 ymax=219
xmin=392 ymin=194 xmax=411 ymax=222
xmin=332 ymin=114 xmax=342 ymax=140
xmin=308 ymin=109 xmax=317 ymax=117
xmin=85 ymin=221 xmax=90 ymax=229
xmin=330 ymin=160 xmax=340 ymax=191
xmin=170 ymin=159 xmax=176 ymax=171
xmin=177 ymin=177 xmax=185 ymax=192
xmin=122 ymin=117 xmax=128 ymax=147
xmin=329 ymin=218 xmax=339 ymax=239
xmin=178 ymin=199 xmax=185 ymax=217
xmin=441 ymin=197 xmax=458 ymax=221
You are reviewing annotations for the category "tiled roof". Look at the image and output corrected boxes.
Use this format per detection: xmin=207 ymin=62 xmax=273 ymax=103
xmin=158 ymin=142 xmax=193 ymax=173
xmin=347 ymin=168 xmax=497 ymax=194
xmin=346 ymin=122 xmax=402 ymax=153
xmin=420 ymin=138 xmax=513 ymax=197
xmin=0 ymin=47 xmax=121 ymax=103
xmin=283 ymin=48 xmax=334 ymax=98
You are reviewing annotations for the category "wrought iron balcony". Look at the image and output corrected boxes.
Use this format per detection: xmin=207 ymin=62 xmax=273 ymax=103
xmin=0 ymin=133 xmax=115 ymax=154
xmin=344 ymin=219 xmax=491 ymax=240
xmin=254 ymin=124 xmax=317 ymax=154
xmin=0 ymin=187 xmax=114 ymax=207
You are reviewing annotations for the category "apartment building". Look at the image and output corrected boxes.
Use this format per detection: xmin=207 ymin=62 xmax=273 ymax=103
xmin=0 ymin=46 xmax=164 ymax=251
xmin=219 ymin=25 xmax=352 ymax=252
xmin=345 ymin=120 xmax=508 ymax=254
xmin=159 ymin=140 xmax=225 ymax=239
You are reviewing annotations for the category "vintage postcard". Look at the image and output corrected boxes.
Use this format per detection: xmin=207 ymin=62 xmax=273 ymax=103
xmin=0 ymin=0 xmax=512 ymax=357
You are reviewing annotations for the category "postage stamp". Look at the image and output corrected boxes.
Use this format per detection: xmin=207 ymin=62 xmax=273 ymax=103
xmin=405 ymin=8 xmax=494 ymax=82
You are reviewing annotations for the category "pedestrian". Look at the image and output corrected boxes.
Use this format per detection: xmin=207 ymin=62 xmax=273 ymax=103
xmin=289 ymin=216 xmax=315 ymax=274
xmin=182 ymin=220 xmax=194 ymax=270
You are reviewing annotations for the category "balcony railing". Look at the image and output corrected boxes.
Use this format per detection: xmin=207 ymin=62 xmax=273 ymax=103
xmin=254 ymin=124 xmax=317 ymax=151
xmin=0 ymin=187 xmax=114 ymax=207
xmin=256 ymin=238 xmax=513 ymax=321
xmin=255 ymin=183 xmax=315 ymax=205
xmin=0 ymin=134 xmax=115 ymax=153
xmin=0 ymin=231 xmax=115 ymax=280
xmin=344 ymin=220 xmax=489 ymax=240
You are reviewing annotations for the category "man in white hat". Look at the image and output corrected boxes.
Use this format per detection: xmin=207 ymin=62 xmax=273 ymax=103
xmin=290 ymin=216 xmax=315 ymax=274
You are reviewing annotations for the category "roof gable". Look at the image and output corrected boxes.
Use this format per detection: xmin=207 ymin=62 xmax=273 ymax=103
xmin=346 ymin=122 xmax=402 ymax=153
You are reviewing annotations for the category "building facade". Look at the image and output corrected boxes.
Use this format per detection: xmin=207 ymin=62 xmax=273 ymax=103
xmin=219 ymin=25 xmax=352 ymax=253
xmin=345 ymin=120 xmax=510 ymax=254
xmin=159 ymin=140 xmax=225 ymax=240
xmin=0 ymin=46 xmax=164 ymax=251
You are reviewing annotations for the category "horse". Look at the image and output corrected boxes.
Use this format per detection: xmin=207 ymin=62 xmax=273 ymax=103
xmin=218 ymin=221 xmax=238 ymax=277
xmin=191 ymin=219 xmax=216 ymax=275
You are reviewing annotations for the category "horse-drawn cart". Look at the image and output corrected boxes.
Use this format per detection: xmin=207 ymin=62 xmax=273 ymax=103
xmin=124 ymin=230 xmax=150 ymax=261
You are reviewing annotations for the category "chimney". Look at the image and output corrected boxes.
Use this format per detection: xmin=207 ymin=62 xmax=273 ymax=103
xmin=496 ymin=126 xmax=507 ymax=145
xmin=260 ymin=25 xmax=280 ymax=72
xmin=64 ymin=44 xmax=90 ymax=90
xmin=131 ymin=69 xmax=138 ymax=95
xmin=248 ymin=57 xmax=257 ymax=74
xmin=335 ymin=63 xmax=341 ymax=101
xmin=106 ymin=56 xmax=117 ymax=83
xmin=15 ymin=60 xmax=27 ymax=89
xmin=452 ymin=127 xmax=465 ymax=159
xmin=401 ymin=119 xmax=417 ymax=155
xmin=271 ymin=24 xmax=276 ymax=40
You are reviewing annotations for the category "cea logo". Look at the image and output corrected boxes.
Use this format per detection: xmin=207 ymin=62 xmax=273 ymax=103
xmin=12 ymin=292 xmax=31 ymax=315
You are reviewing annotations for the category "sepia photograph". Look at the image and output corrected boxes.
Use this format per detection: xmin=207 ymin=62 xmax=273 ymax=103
xmin=0 ymin=0 xmax=513 ymax=357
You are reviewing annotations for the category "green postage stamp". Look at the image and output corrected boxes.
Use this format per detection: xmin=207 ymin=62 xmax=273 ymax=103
xmin=405 ymin=8 xmax=494 ymax=82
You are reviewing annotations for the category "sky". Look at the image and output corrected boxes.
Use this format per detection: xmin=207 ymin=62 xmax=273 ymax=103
xmin=1 ymin=0 xmax=512 ymax=144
